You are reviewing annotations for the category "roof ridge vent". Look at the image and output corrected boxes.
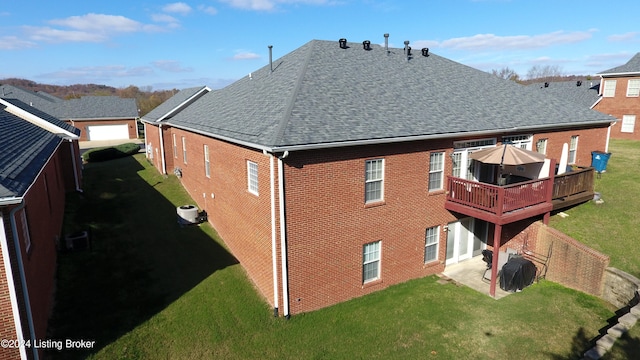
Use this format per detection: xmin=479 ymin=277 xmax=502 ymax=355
xmin=362 ymin=40 xmax=371 ymax=51
xmin=339 ymin=38 xmax=347 ymax=49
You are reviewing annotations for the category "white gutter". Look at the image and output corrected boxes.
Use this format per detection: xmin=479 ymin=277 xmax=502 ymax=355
xmin=67 ymin=138 xmax=83 ymax=192
xmin=606 ymin=124 xmax=612 ymax=153
xmin=278 ymin=151 xmax=290 ymax=318
xmin=0 ymin=212 xmax=28 ymax=360
xmin=8 ymin=202 xmax=38 ymax=360
xmin=267 ymin=152 xmax=279 ymax=317
xmin=159 ymin=124 xmax=167 ymax=175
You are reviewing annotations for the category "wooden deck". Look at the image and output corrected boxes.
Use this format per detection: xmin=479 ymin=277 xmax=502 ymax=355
xmin=445 ymin=167 xmax=595 ymax=224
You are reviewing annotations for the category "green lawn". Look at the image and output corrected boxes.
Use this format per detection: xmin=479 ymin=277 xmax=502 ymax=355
xmin=549 ymin=139 xmax=640 ymax=278
xmin=48 ymin=148 xmax=637 ymax=359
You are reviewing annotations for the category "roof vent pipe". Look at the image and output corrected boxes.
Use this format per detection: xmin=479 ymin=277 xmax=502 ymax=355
xmin=384 ymin=33 xmax=389 ymax=54
xmin=268 ymin=45 xmax=273 ymax=73
xmin=576 ymin=80 xmax=582 ymax=87
xmin=404 ymin=41 xmax=411 ymax=61
xmin=339 ymin=38 xmax=347 ymax=49
xmin=544 ymin=82 xmax=549 ymax=88
xmin=421 ymin=48 xmax=429 ymax=57
xmin=362 ymin=40 xmax=371 ymax=51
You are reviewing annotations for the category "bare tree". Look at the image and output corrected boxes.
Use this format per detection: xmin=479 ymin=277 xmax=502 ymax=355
xmin=525 ymin=65 xmax=564 ymax=81
xmin=491 ymin=67 xmax=520 ymax=82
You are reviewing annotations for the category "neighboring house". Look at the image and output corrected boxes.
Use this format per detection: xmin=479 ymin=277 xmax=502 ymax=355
xmin=0 ymin=84 xmax=139 ymax=141
xmin=0 ymin=98 xmax=81 ymax=360
xmin=140 ymin=85 xmax=211 ymax=172
xmin=143 ymin=38 xmax=616 ymax=317
xmin=592 ymin=53 xmax=640 ymax=140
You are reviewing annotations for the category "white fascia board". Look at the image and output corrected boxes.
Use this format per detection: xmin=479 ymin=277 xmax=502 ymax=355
xmin=0 ymin=98 xmax=78 ymax=139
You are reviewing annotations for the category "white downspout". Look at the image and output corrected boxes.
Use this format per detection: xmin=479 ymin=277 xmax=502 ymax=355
xmin=605 ymin=123 xmax=613 ymax=153
xmin=9 ymin=202 xmax=38 ymax=360
xmin=268 ymin=153 xmax=279 ymax=317
xmin=68 ymin=139 xmax=83 ymax=193
xmin=0 ymin=212 xmax=28 ymax=360
xmin=159 ymin=124 xmax=167 ymax=175
xmin=278 ymin=151 xmax=290 ymax=318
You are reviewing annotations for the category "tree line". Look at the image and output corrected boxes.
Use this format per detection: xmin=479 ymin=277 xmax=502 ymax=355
xmin=0 ymin=78 xmax=180 ymax=116
xmin=490 ymin=65 xmax=594 ymax=84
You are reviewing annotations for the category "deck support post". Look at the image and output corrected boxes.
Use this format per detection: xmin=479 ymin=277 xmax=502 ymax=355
xmin=490 ymin=224 xmax=502 ymax=297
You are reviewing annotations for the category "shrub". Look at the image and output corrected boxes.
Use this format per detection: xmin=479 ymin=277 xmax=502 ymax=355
xmin=83 ymin=143 xmax=141 ymax=162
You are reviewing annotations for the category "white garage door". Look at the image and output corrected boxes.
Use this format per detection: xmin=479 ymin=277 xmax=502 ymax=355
xmin=87 ymin=125 xmax=130 ymax=141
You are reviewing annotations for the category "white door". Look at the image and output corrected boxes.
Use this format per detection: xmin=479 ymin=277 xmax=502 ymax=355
xmin=452 ymin=148 xmax=497 ymax=183
xmin=446 ymin=218 xmax=488 ymax=265
xmin=87 ymin=124 xmax=129 ymax=141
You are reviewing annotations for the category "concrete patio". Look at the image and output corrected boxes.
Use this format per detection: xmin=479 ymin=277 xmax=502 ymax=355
xmin=440 ymin=255 xmax=513 ymax=300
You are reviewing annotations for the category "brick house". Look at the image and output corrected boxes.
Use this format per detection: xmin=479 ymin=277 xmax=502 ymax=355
xmin=143 ymin=38 xmax=615 ymax=317
xmin=0 ymin=84 xmax=139 ymax=141
xmin=592 ymin=52 xmax=640 ymax=140
xmin=0 ymin=97 xmax=81 ymax=360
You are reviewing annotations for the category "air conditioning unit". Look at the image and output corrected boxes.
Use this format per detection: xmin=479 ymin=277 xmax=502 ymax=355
xmin=65 ymin=230 xmax=90 ymax=251
xmin=177 ymin=205 xmax=199 ymax=225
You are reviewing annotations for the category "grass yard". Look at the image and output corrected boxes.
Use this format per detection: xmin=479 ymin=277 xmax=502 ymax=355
xmin=549 ymin=139 xmax=640 ymax=278
xmin=48 ymin=150 xmax=632 ymax=359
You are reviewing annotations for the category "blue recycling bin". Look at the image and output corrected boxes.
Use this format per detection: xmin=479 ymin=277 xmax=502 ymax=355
xmin=591 ymin=151 xmax=611 ymax=173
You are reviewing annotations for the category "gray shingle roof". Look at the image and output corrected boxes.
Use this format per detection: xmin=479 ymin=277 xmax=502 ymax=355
xmin=0 ymin=105 xmax=62 ymax=199
xmin=2 ymin=98 xmax=80 ymax=136
xmin=0 ymin=84 xmax=138 ymax=120
xmin=165 ymin=39 xmax=616 ymax=150
xmin=141 ymin=86 xmax=210 ymax=122
xmin=528 ymin=79 xmax=601 ymax=109
xmin=598 ymin=53 xmax=640 ymax=75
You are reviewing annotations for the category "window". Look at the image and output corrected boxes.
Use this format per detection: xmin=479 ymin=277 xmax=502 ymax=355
xmin=428 ymin=152 xmax=444 ymax=191
xmin=621 ymin=115 xmax=636 ymax=133
xmin=536 ymin=139 xmax=547 ymax=155
xmin=204 ymin=145 xmax=211 ymax=177
xmin=363 ymin=241 xmax=381 ymax=283
xmin=365 ymin=159 xmax=384 ymax=203
xmin=603 ymin=80 xmax=617 ymax=97
xmin=568 ymin=136 xmax=578 ymax=164
xmin=503 ymin=134 xmax=533 ymax=150
xmin=182 ymin=136 xmax=187 ymax=163
xmin=20 ymin=209 xmax=31 ymax=253
xmin=627 ymin=79 xmax=640 ymax=97
xmin=247 ymin=161 xmax=259 ymax=195
xmin=172 ymin=134 xmax=177 ymax=158
xmin=424 ymin=226 xmax=439 ymax=263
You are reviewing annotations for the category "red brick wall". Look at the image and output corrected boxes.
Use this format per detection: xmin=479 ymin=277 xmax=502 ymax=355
xmin=0 ymin=143 xmax=68 ymax=359
xmin=67 ymin=118 xmax=138 ymax=141
xmin=168 ymin=128 xmax=277 ymax=308
xmin=0 ymin=214 xmax=21 ymax=360
xmin=531 ymin=125 xmax=610 ymax=167
xmin=144 ymin=123 xmax=163 ymax=173
xmin=283 ymin=141 xmax=454 ymax=313
xmin=593 ymin=76 xmax=640 ymax=141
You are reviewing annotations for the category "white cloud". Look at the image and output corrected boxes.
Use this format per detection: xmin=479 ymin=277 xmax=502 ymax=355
xmin=152 ymin=60 xmax=194 ymax=72
xmin=23 ymin=26 xmax=109 ymax=43
xmin=0 ymin=35 xmax=37 ymax=50
xmin=199 ymin=5 xmax=219 ymax=15
xmin=162 ymin=2 xmax=193 ymax=15
xmin=219 ymin=0 xmax=332 ymax=11
xmin=231 ymin=52 xmax=261 ymax=60
xmin=424 ymin=30 xmax=594 ymax=51
xmin=39 ymin=65 xmax=155 ymax=82
xmin=608 ymin=32 xmax=639 ymax=42
xmin=48 ymin=13 xmax=142 ymax=33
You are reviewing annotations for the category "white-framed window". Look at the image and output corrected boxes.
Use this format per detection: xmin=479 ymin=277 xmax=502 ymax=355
xmin=363 ymin=241 xmax=381 ymax=283
xmin=365 ymin=159 xmax=384 ymax=203
xmin=568 ymin=136 xmax=578 ymax=164
xmin=172 ymin=134 xmax=177 ymax=158
xmin=428 ymin=152 xmax=444 ymax=191
xmin=503 ymin=134 xmax=533 ymax=150
xmin=536 ymin=139 xmax=547 ymax=155
xmin=182 ymin=136 xmax=187 ymax=164
xmin=424 ymin=226 xmax=439 ymax=263
xmin=247 ymin=160 xmax=258 ymax=195
xmin=621 ymin=115 xmax=636 ymax=133
xmin=20 ymin=209 xmax=31 ymax=253
xmin=204 ymin=145 xmax=210 ymax=178
xmin=627 ymin=79 xmax=640 ymax=97
xmin=603 ymin=79 xmax=617 ymax=97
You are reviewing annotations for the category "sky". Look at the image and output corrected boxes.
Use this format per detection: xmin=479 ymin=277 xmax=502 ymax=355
xmin=1 ymin=0 xmax=639 ymax=91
